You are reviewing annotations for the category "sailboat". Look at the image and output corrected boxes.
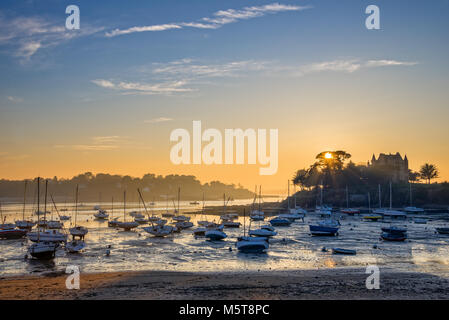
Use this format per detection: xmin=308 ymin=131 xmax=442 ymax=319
xmin=172 ymin=188 xmax=191 ymax=225
xmin=0 ymin=202 xmax=27 ymax=239
xmin=68 ymin=185 xmax=88 ymax=240
xmin=27 ymin=178 xmax=59 ymax=259
xmin=108 ymin=196 xmax=120 ymax=227
xmin=160 ymin=194 xmax=175 ymax=218
xmin=15 ymin=180 xmax=36 ymax=230
xmin=250 ymin=186 xmax=265 ymax=221
xmin=404 ymin=183 xmax=425 ymax=213
xmin=27 ymin=179 xmax=67 ymax=243
xmin=139 ymin=189 xmax=176 ymax=237
xmin=236 ymin=209 xmax=269 ymax=253
xmin=93 ymin=192 xmax=109 ymax=220
xmin=374 ymin=182 xmax=406 ymax=219
xmin=116 ymin=191 xmax=139 ymax=231
xmin=340 ymin=186 xmax=360 ymax=215
xmin=315 ymin=182 xmax=332 ymax=217
xmin=65 ymin=187 xmax=87 ymax=253
xmin=220 ymin=194 xmax=240 ymax=228
xmin=279 ymin=180 xmax=306 ymax=221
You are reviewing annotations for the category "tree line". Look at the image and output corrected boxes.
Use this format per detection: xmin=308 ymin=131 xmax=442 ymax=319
xmin=0 ymin=172 xmax=254 ymax=203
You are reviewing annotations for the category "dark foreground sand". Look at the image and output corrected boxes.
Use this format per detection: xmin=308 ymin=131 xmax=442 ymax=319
xmin=1 ymin=268 xmax=449 ymax=300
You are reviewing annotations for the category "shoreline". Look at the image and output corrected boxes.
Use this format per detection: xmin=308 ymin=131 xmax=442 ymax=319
xmin=1 ymin=268 xmax=449 ymax=300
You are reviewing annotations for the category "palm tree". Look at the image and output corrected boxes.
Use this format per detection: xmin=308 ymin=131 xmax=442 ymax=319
xmin=419 ymin=163 xmax=439 ymax=184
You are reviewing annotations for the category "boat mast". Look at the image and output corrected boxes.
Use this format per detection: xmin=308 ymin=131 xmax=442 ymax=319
xmin=137 ymin=188 xmax=153 ymax=227
xmin=320 ymin=180 xmax=323 ymax=206
xmin=378 ymin=184 xmax=381 ymax=209
xmin=346 ymin=185 xmax=349 ymax=209
xmin=37 ymin=177 xmax=40 ymax=241
xmin=389 ymin=181 xmax=392 ymax=210
xmin=368 ymin=192 xmax=371 ymax=212
xmin=287 ymin=180 xmax=290 ymax=210
xmin=258 ymin=185 xmax=261 ymax=212
xmin=123 ymin=191 xmax=126 ymax=222
xmin=409 ymin=183 xmax=413 ymax=207
xmin=243 ymin=208 xmax=246 ymax=237
xmin=44 ymin=179 xmax=48 ymax=223
xmin=177 ymin=187 xmax=180 ymax=214
xmin=111 ymin=196 xmax=114 ymax=220
xmin=74 ymin=185 xmax=79 ymax=227
xmin=22 ymin=180 xmax=28 ymax=220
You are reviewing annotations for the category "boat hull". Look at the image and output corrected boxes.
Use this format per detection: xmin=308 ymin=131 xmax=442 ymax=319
xmin=0 ymin=229 xmax=27 ymax=239
xmin=309 ymin=225 xmax=339 ymax=236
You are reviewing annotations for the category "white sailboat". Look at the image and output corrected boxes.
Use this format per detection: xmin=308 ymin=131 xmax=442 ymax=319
xmin=404 ymin=183 xmax=425 ymax=213
xmin=108 ymin=196 xmax=120 ymax=227
xmin=137 ymin=188 xmax=175 ymax=237
xmin=236 ymin=209 xmax=269 ymax=253
xmin=27 ymin=179 xmax=67 ymax=243
xmin=116 ymin=191 xmax=138 ymax=231
xmin=27 ymin=178 xmax=59 ymax=259
xmin=68 ymin=185 xmax=88 ymax=242
xmin=15 ymin=180 xmax=36 ymax=230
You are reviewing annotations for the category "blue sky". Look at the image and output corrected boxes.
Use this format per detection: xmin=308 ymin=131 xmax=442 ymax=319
xmin=0 ymin=0 xmax=448 ymax=192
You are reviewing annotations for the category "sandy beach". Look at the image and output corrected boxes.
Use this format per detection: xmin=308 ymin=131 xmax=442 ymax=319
xmin=1 ymin=268 xmax=449 ymax=300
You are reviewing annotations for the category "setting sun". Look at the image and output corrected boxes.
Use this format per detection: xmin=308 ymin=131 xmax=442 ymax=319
xmin=325 ymin=152 xmax=333 ymax=159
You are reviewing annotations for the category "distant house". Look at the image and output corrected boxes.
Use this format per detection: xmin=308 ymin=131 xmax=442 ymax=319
xmin=368 ymin=152 xmax=409 ymax=182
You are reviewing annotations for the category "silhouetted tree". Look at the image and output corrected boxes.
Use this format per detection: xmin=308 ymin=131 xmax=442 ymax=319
xmin=420 ymin=163 xmax=439 ymax=184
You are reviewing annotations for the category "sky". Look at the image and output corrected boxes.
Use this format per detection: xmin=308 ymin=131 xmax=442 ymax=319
xmin=0 ymin=0 xmax=448 ymax=194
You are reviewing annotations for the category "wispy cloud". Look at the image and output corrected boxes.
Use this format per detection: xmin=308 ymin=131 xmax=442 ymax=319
xmin=298 ymin=59 xmax=418 ymax=76
xmin=92 ymin=58 xmax=417 ymax=96
xmin=144 ymin=117 xmax=174 ymax=124
xmin=91 ymin=79 xmax=194 ymax=95
xmin=152 ymin=59 xmax=269 ymax=78
xmin=105 ymin=3 xmax=310 ymax=37
xmin=0 ymin=14 xmax=103 ymax=61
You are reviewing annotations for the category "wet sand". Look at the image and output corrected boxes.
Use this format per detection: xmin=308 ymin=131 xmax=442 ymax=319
xmin=1 ymin=268 xmax=449 ymax=300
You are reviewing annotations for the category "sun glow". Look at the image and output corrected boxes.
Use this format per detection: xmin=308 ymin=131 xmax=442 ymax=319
xmin=324 ymin=152 xmax=333 ymax=159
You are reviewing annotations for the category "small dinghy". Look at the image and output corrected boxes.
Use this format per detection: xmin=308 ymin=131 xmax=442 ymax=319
xmin=59 ymin=215 xmax=70 ymax=221
xmin=332 ymin=248 xmax=356 ymax=255
xmin=94 ymin=209 xmax=109 ymax=220
xmin=28 ymin=241 xmax=58 ymax=260
xmin=175 ymin=221 xmax=194 ymax=229
xmin=381 ymin=232 xmax=407 ymax=242
xmin=205 ymin=230 xmax=227 ymax=241
xmin=363 ymin=215 xmax=383 ymax=221
xmin=193 ymin=227 xmax=207 ymax=236
xmin=269 ymin=217 xmax=291 ymax=227
xmin=66 ymin=240 xmax=86 ymax=253
xmin=0 ymin=227 xmax=27 ymax=239
xmin=173 ymin=215 xmax=190 ymax=222
xmin=236 ymin=237 xmax=269 ymax=253
xmin=381 ymin=226 xmax=407 ymax=234
xmin=143 ymin=224 xmax=175 ymax=237
xmin=309 ymin=219 xmax=340 ymax=236
xmin=249 ymin=228 xmax=277 ymax=238
xmin=134 ymin=217 xmax=148 ymax=224
xmin=223 ymin=221 xmax=241 ymax=228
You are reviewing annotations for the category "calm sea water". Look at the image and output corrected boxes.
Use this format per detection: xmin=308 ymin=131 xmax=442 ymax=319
xmin=1 ymin=200 xmax=449 ymax=278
